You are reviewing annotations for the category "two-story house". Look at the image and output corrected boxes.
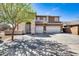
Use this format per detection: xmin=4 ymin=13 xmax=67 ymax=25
xmin=5 ymin=15 xmax=63 ymax=34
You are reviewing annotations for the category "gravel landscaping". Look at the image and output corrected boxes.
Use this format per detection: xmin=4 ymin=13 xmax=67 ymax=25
xmin=0 ymin=38 xmax=78 ymax=56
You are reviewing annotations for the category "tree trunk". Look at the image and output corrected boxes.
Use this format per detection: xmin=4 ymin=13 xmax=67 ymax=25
xmin=16 ymin=24 xmax=19 ymax=31
xmin=11 ymin=27 xmax=15 ymax=41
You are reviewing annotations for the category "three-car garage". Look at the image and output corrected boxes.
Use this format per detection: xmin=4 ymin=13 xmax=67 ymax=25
xmin=35 ymin=24 xmax=62 ymax=33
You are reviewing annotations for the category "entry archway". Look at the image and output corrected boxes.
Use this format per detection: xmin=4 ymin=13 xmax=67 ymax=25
xmin=25 ymin=22 xmax=31 ymax=34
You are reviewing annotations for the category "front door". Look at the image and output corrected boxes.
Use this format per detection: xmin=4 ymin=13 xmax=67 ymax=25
xmin=25 ymin=22 xmax=31 ymax=34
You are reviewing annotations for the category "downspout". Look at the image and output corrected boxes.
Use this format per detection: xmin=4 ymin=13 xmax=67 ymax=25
xmin=78 ymin=25 xmax=79 ymax=35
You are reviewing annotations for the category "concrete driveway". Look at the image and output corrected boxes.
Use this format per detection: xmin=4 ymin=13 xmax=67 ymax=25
xmin=49 ymin=33 xmax=79 ymax=54
xmin=29 ymin=33 xmax=79 ymax=55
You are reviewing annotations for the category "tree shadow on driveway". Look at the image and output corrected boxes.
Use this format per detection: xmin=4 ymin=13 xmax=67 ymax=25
xmin=27 ymin=33 xmax=57 ymax=37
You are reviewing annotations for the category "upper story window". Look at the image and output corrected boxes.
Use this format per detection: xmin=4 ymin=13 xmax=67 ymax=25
xmin=37 ymin=17 xmax=40 ymax=21
xmin=40 ymin=17 xmax=45 ymax=20
xmin=48 ymin=16 xmax=59 ymax=23
xmin=36 ymin=17 xmax=46 ymax=21
xmin=54 ymin=17 xmax=59 ymax=22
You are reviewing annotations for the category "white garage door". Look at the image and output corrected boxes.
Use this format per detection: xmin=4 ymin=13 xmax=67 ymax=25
xmin=46 ymin=26 xmax=61 ymax=33
xmin=35 ymin=26 xmax=43 ymax=33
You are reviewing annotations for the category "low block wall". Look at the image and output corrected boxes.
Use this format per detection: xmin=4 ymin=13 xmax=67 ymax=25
xmin=70 ymin=26 xmax=78 ymax=35
xmin=5 ymin=31 xmax=23 ymax=35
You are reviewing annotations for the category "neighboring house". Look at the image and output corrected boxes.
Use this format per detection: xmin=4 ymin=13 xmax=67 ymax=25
xmin=5 ymin=15 xmax=63 ymax=34
xmin=0 ymin=23 xmax=11 ymax=31
xmin=63 ymin=21 xmax=79 ymax=35
xmin=0 ymin=23 xmax=10 ymax=39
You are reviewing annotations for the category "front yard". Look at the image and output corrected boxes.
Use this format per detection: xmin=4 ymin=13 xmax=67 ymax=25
xmin=0 ymin=38 xmax=77 ymax=56
xmin=0 ymin=33 xmax=79 ymax=56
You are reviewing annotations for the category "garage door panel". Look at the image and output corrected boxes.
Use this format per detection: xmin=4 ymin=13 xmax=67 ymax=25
xmin=36 ymin=26 xmax=61 ymax=33
xmin=36 ymin=26 xmax=43 ymax=33
xmin=46 ymin=26 xmax=61 ymax=33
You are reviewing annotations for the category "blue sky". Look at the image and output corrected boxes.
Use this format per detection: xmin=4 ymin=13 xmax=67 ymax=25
xmin=32 ymin=3 xmax=79 ymax=21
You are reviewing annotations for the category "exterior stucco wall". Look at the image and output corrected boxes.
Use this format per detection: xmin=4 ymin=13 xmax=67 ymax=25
xmin=31 ymin=18 xmax=35 ymax=34
xmin=18 ymin=22 xmax=26 ymax=34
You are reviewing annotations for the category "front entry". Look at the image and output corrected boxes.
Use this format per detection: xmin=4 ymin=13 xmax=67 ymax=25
xmin=25 ymin=22 xmax=31 ymax=34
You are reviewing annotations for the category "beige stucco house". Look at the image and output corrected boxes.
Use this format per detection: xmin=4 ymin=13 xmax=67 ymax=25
xmin=5 ymin=15 xmax=63 ymax=35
